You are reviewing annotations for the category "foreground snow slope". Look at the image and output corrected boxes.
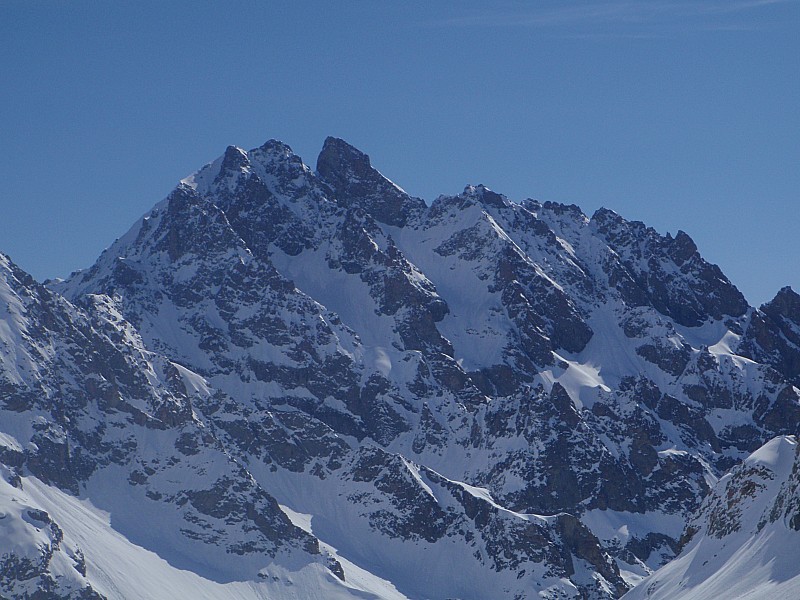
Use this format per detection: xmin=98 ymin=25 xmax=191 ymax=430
xmin=0 ymin=465 xmax=408 ymax=600
xmin=623 ymin=435 xmax=800 ymax=600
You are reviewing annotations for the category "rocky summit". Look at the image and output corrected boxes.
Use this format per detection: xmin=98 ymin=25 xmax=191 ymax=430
xmin=1 ymin=137 xmax=799 ymax=599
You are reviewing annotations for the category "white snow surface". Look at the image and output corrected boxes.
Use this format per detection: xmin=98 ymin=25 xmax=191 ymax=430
xmin=0 ymin=468 xmax=408 ymax=600
xmin=623 ymin=436 xmax=800 ymax=600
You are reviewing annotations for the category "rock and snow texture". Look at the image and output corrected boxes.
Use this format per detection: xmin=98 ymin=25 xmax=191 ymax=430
xmin=2 ymin=136 xmax=800 ymax=598
xmin=623 ymin=435 xmax=800 ymax=600
xmin=0 ymin=464 xmax=408 ymax=600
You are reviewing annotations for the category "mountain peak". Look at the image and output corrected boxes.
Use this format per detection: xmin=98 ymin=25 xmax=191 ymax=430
xmin=539 ymin=200 xmax=586 ymax=219
xmin=249 ymin=139 xmax=304 ymax=171
xmin=317 ymin=136 xmax=372 ymax=180
xmin=667 ymin=230 xmax=697 ymax=265
xmin=220 ymin=145 xmax=248 ymax=172
xmin=763 ymin=285 xmax=800 ymax=323
xmin=316 ymin=136 xmax=424 ymax=226
xmin=257 ymin=138 xmax=295 ymax=155
xmin=0 ymin=251 xmax=37 ymax=291
xmin=590 ymin=206 xmax=625 ymax=226
xmin=462 ymin=184 xmax=508 ymax=208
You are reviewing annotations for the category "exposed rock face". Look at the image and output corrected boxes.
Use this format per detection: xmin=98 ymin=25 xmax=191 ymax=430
xmin=1 ymin=137 xmax=799 ymax=599
xmin=0 ymin=486 xmax=105 ymax=600
xmin=317 ymin=137 xmax=426 ymax=227
xmin=0 ymin=253 xmax=329 ymax=592
xmin=740 ymin=286 xmax=800 ymax=386
xmin=624 ymin=436 xmax=800 ymax=600
xmin=588 ymin=209 xmax=748 ymax=327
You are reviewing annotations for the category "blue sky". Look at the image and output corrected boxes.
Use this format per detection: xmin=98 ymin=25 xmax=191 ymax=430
xmin=1 ymin=0 xmax=798 ymax=305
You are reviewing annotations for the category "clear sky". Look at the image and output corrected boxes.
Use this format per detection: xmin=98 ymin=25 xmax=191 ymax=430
xmin=1 ymin=1 xmax=798 ymax=306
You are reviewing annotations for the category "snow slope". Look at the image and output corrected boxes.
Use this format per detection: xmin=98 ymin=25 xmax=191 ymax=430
xmin=0 ymin=464 xmax=408 ymax=600
xmin=623 ymin=436 xmax=800 ymax=600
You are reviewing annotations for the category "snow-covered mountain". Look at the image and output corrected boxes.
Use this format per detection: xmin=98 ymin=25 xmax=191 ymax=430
xmin=2 ymin=136 xmax=799 ymax=599
xmin=623 ymin=435 xmax=800 ymax=600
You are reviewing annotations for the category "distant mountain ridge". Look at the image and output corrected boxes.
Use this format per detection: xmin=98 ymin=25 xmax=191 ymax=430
xmin=1 ymin=136 xmax=799 ymax=599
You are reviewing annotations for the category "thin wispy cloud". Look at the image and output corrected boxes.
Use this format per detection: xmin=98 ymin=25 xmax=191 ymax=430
xmin=431 ymin=0 xmax=795 ymax=35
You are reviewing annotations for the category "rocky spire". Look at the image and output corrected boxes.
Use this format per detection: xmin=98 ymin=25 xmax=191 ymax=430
xmin=316 ymin=136 xmax=425 ymax=226
xmin=763 ymin=286 xmax=800 ymax=324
